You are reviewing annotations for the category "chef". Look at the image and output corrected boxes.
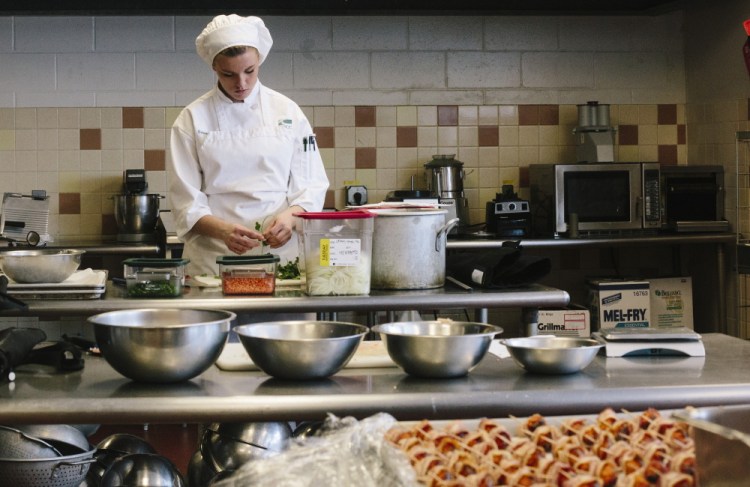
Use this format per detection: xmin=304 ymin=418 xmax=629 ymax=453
xmin=169 ymin=14 xmax=329 ymax=277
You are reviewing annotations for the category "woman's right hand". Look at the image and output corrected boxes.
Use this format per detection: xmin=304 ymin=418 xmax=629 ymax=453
xmin=223 ymin=223 xmax=265 ymax=255
xmin=194 ymin=215 xmax=265 ymax=255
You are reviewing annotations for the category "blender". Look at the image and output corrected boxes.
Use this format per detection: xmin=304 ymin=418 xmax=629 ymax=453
xmin=114 ymin=170 xmax=163 ymax=242
xmin=423 ymin=154 xmax=470 ymax=234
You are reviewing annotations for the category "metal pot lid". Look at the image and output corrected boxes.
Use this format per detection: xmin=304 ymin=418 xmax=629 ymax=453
xmin=424 ymin=154 xmax=464 ymax=168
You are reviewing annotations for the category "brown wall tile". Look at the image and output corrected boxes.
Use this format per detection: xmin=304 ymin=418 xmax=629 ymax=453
xmin=144 ymin=150 xmax=166 ymax=171
xmin=618 ymin=125 xmax=639 ymax=145
xmin=355 ymin=147 xmax=376 ymax=169
xmin=657 ymin=104 xmax=677 ymax=125
xmin=478 ymin=126 xmax=499 ymax=147
xmin=519 ymin=166 xmax=529 ymax=188
xmin=123 ymin=107 xmax=144 ymax=129
xmin=677 ymin=124 xmax=686 ymax=145
xmin=538 ymin=105 xmax=559 ymax=125
xmin=59 ymin=193 xmax=81 ymax=214
xmin=80 ymin=128 xmax=101 ymax=150
xmin=397 ymin=126 xmax=417 ymax=147
xmin=324 ymin=190 xmax=335 ymax=209
xmin=354 ymin=106 xmax=376 ymax=127
xmin=101 ymin=214 xmax=118 ymax=235
xmin=313 ymin=127 xmax=334 ymax=148
xmin=437 ymin=105 xmax=458 ymax=126
xmin=658 ymin=145 xmax=678 ymax=165
xmin=518 ymin=105 xmax=539 ymax=125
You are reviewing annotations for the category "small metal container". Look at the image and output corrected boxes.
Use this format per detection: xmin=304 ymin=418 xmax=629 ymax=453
xmin=501 ymin=336 xmax=603 ymax=374
xmin=88 ymin=308 xmax=234 ymax=383
xmin=372 ymin=320 xmax=503 ymax=378
xmin=0 ymin=249 xmax=84 ymax=283
xmin=234 ymin=321 xmax=367 ymax=380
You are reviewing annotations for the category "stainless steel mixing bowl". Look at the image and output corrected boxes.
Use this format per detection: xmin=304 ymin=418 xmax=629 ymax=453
xmin=100 ymin=453 xmax=184 ymax=487
xmin=234 ymin=321 xmax=368 ymax=380
xmin=202 ymin=422 xmax=292 ymax=472
xmin=88 ymin=308 xmax=235 ymax=383
xmin=501 ymin=336 xmax=603 ymax=374
xmin=113 ymin=194 xmax=162 ymax=234
xmin=372 ymin=320 xmax=503 ymax=378
xmin=0 ymin=248 xmax=84 ymax=283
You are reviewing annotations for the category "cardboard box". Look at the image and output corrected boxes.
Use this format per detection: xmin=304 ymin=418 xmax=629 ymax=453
xmin=650 ymin=277 xmax=694 ymax=330
xmin=525 ymin=304 xmax=591 ymax=338
xmin=588 ymin=279 xmax=651 ymax=330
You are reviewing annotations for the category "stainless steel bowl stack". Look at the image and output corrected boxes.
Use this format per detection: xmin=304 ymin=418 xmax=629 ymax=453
xmin=234 ymin=321 xmax=368 ymax=380
xmin=88 ymin=433 xmax=157 ymax=484
xmin=0 ymin=248 xmax=84 ymax=283
xmin=372 ymin=320 xmax=503 ymax=378
xmin=501 ymin=336 xmax=603 ymax=374
xmin=189 ymin=422 xmax=292 ymax=485
xmin=88 ymin=308 xmax=235 ymax=383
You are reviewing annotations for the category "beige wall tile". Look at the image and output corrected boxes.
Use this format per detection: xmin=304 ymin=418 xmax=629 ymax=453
xmin=396 ymin=106 xmax=417 ymax=126
xmin=0 ymin=130 xmax=15 ymax=150
xmin=334 ymin=106 xmax=355 ymax=127
xmin=377 ymin=106 xmax=397 ymax=126
xmin=0 ymin=109 xmax=14 ymax=130
xmin=313 ymin=106 xmax=335 ymax=126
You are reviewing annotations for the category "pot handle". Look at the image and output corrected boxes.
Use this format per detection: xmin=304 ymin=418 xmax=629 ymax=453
xmin=435 ymin=218 xmax=459 ymax=251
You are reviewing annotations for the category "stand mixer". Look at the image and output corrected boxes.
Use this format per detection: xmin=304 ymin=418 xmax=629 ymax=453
xmin=114 ymin=170 xmax=163 ymax=243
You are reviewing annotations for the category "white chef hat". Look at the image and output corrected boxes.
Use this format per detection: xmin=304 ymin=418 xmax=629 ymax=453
xmin=195 ymin=14 xmax=273 ymax=66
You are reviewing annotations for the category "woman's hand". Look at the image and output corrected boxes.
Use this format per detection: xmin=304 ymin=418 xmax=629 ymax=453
xmin=263 ymin=206 xmax=303 ymax=248
xmin=194 ymin=215 xmax=264 ymax=255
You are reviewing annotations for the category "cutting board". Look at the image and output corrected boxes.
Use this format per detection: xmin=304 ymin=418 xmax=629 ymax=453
xmin=216 ymin=340 xmax=397 ymax=371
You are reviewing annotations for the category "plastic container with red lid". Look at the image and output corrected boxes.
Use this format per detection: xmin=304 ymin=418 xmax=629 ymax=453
xmin=295 ymin=210 xmax=375 ymax=295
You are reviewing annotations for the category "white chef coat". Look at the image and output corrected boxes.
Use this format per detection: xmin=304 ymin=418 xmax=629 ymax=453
xmin=169 ymin=82 xmax=329 ymax=277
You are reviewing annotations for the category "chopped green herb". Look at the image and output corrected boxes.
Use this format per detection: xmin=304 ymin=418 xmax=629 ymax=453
xmin=277 ymin=257 xmax=301 ymax=280
xmin=128 ymin=280 xmax=179 ymax=297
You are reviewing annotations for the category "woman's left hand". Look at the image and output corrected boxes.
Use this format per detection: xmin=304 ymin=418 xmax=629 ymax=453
xmin=263 ymin=207 xmax=302 ymax=248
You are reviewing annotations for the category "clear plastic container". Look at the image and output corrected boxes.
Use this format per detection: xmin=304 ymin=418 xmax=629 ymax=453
xmin=296 ymin=211 xmax=375 ymax=295
xmin=122 ymin=258 xmax=188 ymax=298
xmin=217 ymin=254 xmax=279 ymax=295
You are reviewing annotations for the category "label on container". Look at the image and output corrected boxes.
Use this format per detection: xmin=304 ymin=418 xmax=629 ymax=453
xmin=319 ymin=238 xmax=361 ymax=266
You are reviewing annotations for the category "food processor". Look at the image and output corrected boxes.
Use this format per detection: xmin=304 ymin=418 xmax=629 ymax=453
xmin=114 ymin=170 xmax=163 ymax=243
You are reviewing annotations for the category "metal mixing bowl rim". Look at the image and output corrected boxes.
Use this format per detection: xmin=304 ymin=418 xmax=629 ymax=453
xmin=0 ymin=248 xmax=85 ymax=257
xmin=87 ymin=308 xmax=237 ymax=329
xmin=233 ymin=321 xmax=369 ymax=341
xmin=372 ymin=322 xmax=503 ymax=338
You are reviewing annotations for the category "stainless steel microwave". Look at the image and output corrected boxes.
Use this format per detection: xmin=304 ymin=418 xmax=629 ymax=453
xmin=529 ymin=162 xmax=661 ymax=237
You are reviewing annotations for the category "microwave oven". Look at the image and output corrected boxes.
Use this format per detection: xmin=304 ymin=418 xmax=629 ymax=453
xmin=529 ymin=162 xmax=661 ymax=237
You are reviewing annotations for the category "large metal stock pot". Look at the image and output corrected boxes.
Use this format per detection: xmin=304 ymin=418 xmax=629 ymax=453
xmin=370 ymin=208 xmax=458 ymax=289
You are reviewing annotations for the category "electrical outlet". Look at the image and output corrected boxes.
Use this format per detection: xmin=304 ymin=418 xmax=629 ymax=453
xmin=345 ymin=185 xmax=367 ymax=206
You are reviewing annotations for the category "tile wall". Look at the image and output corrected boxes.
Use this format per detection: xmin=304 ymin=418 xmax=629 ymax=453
xmin=0 ymin=102 xmax=688 ymax=238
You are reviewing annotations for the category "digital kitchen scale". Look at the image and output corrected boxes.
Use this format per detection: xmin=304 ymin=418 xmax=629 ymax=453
xmin=592 ymin=327 xmax=705 ymax=357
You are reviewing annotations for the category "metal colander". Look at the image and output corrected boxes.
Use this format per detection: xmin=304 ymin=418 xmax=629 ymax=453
xmin=0 ymin=425 xmax=61 ymax=459
xmin=0 ymin=448 xmax=96 ymax=487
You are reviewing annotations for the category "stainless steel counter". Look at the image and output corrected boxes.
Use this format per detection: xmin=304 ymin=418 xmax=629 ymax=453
xmin=5 ymin=281 xmax=570 ymax=318
xmin=0 ymin=333 xmax=745 ymax=424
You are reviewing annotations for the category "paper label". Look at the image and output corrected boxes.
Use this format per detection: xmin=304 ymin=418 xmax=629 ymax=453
xmin=319 ymin=238 xmax=361 ymax=266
